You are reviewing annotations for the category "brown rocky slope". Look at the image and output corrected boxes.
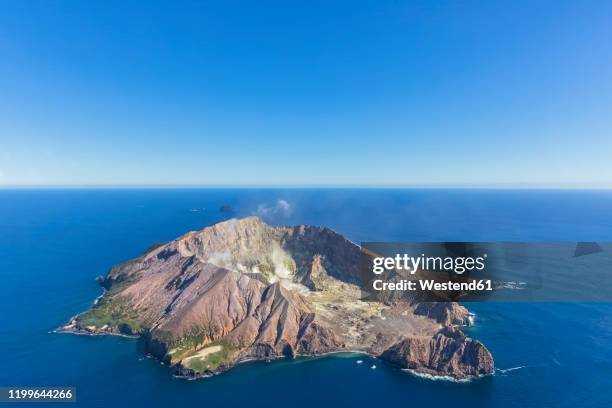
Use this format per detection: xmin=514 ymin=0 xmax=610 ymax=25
xmin=60 ymin=217 xmax=493 ymax=380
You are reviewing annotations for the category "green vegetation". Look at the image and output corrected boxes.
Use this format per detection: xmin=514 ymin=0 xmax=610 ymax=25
xmin=167 ymin=336 xmax=204 ymax=361
xmin=164 ymin=331 xmax=236 ymax=373
xmin=166 ymin=328 xmax=219 ymax=360
xmin=183 ymin=341 xmax=236 ymax=373
xmin=77 ymin=296 xmax=146 ymax=333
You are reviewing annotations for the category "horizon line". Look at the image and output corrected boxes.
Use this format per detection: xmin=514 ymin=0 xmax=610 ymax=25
xmin=1 ymin=183 xmax=612 ymax=190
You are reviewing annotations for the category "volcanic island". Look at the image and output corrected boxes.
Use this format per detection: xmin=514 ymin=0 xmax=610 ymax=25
xmin=60 ymin=217 xmax=493 ymax=380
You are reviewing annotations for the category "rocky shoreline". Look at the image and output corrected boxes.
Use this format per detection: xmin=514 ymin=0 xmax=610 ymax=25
xmin=58 ymin=322 xmax=492 ymax=381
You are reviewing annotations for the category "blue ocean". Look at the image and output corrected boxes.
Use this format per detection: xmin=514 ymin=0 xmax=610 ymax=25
xmin=1 ymin=188 xmax=611 ymax=408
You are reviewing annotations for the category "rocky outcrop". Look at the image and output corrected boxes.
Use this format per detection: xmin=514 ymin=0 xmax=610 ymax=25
xmin=413 ymin=302 xmax=473 ymax=326
xmin=62 ymin=216 xmax=493 ymax=380
xmin=381 ymin=327 xmax=494 ymax=379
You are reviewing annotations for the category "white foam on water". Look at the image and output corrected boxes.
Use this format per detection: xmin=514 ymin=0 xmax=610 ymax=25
xmin=402 ymin=369 xmax=479 ymax=383
xmin=496 ymin=366 xmax=525 ymax=374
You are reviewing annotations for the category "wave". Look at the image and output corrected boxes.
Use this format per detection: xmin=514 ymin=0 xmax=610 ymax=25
xmin=401 ymin=369 xmax=478 ymax=383
xmin=496 ymin=366 xmax=525 ymax=374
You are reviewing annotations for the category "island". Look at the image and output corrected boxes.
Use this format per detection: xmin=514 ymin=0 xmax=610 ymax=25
xmin=59 ymin=217 xmax=494 ymax=380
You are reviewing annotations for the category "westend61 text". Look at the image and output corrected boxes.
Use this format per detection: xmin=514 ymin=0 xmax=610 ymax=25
xmin=372 ymin=279 xmax=493 ymax=292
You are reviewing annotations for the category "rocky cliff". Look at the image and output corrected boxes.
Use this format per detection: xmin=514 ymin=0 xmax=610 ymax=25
xmin=61 ymin=217 xmax=493 ymax=380
xmin=381 ymin=326 xmax=494 ymax=379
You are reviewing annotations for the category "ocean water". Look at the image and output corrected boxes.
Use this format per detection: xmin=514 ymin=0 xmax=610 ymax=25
xmin=1 ymin=188 xmax=612 ymax=408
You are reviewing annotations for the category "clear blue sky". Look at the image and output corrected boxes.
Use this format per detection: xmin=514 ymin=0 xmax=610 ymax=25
xmin=1 ymin=0 xmax=611 ymax=187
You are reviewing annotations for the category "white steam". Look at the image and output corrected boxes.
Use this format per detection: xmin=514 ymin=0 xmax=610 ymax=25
xmin=255 ymin=199 xmax=292 ymax=217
